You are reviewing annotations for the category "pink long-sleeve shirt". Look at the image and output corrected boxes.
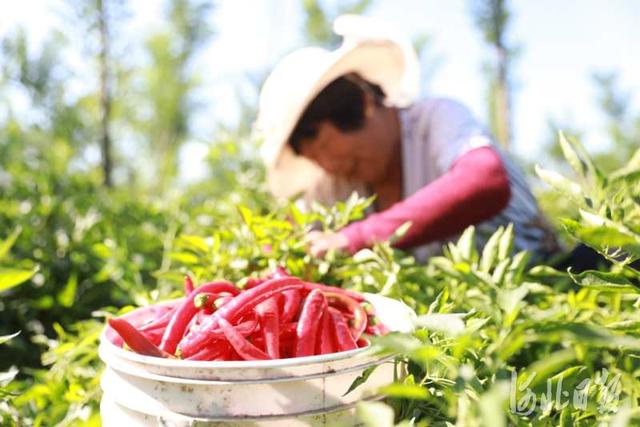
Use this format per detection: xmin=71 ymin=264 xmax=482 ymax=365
xmin=339 ymin=98 xmax=558 ymax=261
xmin=341 ymin=145 xmax=511 ymax=252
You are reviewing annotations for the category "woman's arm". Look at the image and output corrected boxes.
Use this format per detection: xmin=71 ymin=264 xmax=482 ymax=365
xmin=340 ymin=145 xmax=511 ymax=253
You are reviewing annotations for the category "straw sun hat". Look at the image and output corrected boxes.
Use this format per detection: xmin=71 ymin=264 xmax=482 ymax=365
xmin=256 ymin=14 xmax=419 ymax=200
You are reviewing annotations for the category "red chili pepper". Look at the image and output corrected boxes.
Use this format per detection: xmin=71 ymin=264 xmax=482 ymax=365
xmin=280 ymin=322 xmax=298 ymax=336
xmin=184 ymin=275 xmax=195 ymax=295
xmin=214 ymin=295 xmax=233 ymax=309
xmin=279 ymin=335 xmax=296 ymax=359
xmin=160 ymin=281 xmax=239 ymax=355
xmin=208 ymin=316 xmax=259 ymax=339
xmin=141 ymin=328 xmax=164 ymax=346
xmin=194 ymin=292 xmax=226 ymax=314
xmin=302 ymin=281 xmax=365 ymax=302
xmin=138 ymin=307 xmax=176 ymax=333
xmin=356 ymin=338 xmax=369 ymax=348
xmin=185 ymin=342 xmax=230 ymax=361
xmin=317 ymin=305 xmax=336 ymax=355
xmin=135 ymin=299 xmax=184 ymax=332
xmin=215 ymin=277 xmax=304 ymax=324
xmin=111 ymin=271 xmax=374 ymax=361
xmin=108 ymin=318 xmax=172 ymax=358
xmin=242 ymin=277 xmax=264 ymax=290
xmin=323 ymin=292 xmax=367 ymax=341
xmin=294 ymin=289 xmax=327 ymax=357
xmin=178 ymin=277 xmax=304 ymax=357
xmin=361 ymin=301 xmax=375 ymax=316
xmin=280 ymin=289 xmax=302 ymax=324
xmin=256 ymin=297 xmax=280 ymax=359
xmin=218 ymin=318 xmax=270 ymax=361
xmin=365 ymin=323 xmax=390 ymax=336
xmin=328 ymin=307 xmax=357 ymax=352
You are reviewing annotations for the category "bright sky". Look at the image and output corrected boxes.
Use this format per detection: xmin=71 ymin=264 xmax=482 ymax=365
xmin=2 ymin=0 xmax=640 ymax=181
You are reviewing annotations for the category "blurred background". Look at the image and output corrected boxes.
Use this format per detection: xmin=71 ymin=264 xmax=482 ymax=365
xmin=2 ymin=0 xmax=639 ymax=186
xmin=0 ymin=0 xmax=639 ymax=424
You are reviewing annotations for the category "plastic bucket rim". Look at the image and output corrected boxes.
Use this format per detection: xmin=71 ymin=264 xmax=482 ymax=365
xmin=99 ymin=329 xmax=378 ymax=369
xmin=100 ymin=351 xmax=396 ymax=385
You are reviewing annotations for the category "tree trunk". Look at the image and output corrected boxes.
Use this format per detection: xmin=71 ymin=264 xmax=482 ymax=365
xmin=494 ymin=44 xmax=511 ymax=150
xmin=98 ymin=0 xmax=113 ymax=187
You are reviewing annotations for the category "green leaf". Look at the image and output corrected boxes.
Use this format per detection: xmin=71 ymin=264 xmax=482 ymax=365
xmin=379 ymin=383 xmax=429 ymax=400
xmin=537 ymin=322 xmax=640 ymax=351
xmin=0 ymin=227 xmax=22 ymax=260
xmin=535 ymin=165 xmax=582 ymax=199
xmin=370 ymin=333 xmax=423 ymax=354
xmin=409 ymin=345 xmax=443 ymax=364
xmin=91 ymin=242 xmax=113 ymax=259
xmin=478 ymin=382 xmax=509 ymax=427
xmin=153 ymin=270 xmax=189 ymax=283
xmin=558 ymin=131 xmax=587 ymax=179
xmin=570 ymin=228 xmax=640 ymax=259
xmin=610 ymin=148 xmax=640 ymax=184
xmin=169 ymin=251 xmax=200 ymax=264
xmin=559 ymin=405 xmax=573 ymax=427
xmin=427 ymin=289 xmax=448 ymax=315
xmin=175 ymin=235 xmax=210 ymax=254
xmin=352 ymin=249 xmax=383 ymax=264
xmin=57 ymin=272 xmax=77 ymax=307
xmin=456 ymin=226 xmax=476 ymax=261
xmin=528 ymin=265 xmax=566 ymax=279
xmin=356 ymin=401 xmax=395 ymax=427
xmin=0 ymin=267 xmax=36 ymax=292
xmin=575 ymin=210 xmax=640 ymax=256
xmin=568 ymin=269 xmax=639 ymax=293
xmin=480 ymin=226 xmax=503 ymax=272
xmin=560 ymin=132 xmax=604 ymax=186
xmin=517 ymin=349 xmax=576 ymax=388
xmin=344 ymin=365 xmax=378 ymax=396
xmin=0 ymin=366 xmax=18 ymax=386
xmin=492 ymin=258 xmax=510 ymax=285
xmin=496 ymin=331 xmax=526 ymax=362
xmin=415 ymin=313 xmax=465 ymax=336
xmin=430 ymin=256 xmax=462 ymax=279
xmin=0 ymin=331 xmax=20 ymax=345
xmin=506 ymin=251 xmax=530 ymax=284
xmin=497 ymin=284 xmax=529 ymax=315
xmin=389 ymin=221 xmax=412 ymax=245
xmin=287 ymin=202 xmax=305 ymax=225
xmin=237 ymin=205 xmax=253 ymax=225
xmin=497 ymin=223 xmax=514 ymax=259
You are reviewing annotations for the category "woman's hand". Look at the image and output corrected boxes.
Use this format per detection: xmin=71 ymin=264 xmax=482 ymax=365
xmin=305 ymin=230 xmax=349 ymax=257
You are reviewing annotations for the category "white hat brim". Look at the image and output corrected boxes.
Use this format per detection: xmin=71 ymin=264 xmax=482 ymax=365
xmin=257 ymin=37 xmax=418 ymax=199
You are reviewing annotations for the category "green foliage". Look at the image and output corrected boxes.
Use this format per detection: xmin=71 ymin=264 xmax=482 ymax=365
xmin=3 ymin=110 xmax=640 ymax=427
xmin=537 ymin=132 xmax=640 ymax=272
xmin=0 ymin=232 xmax=33 ymax=425
xmin=301 ymin=0 xmax=373 ymax=47
xmin=367 ymin=227 xmax=639 ymax=425
xmin=347 ymin=132 xmax=640 ymax=426
xmin=135 ymin=0 xmax=214 ymax=189
xmin=6 ymin=320 xmax=104 ymax=427
xmin=538 ymin=72 xmax=640 ymax=224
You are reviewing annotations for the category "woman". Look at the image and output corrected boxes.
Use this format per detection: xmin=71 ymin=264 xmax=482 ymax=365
xmin=256 ymin=15 xmax=559 ymax=262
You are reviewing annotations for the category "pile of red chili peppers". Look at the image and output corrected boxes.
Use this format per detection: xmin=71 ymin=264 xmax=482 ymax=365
xmin=107 ymin=267 xmax=389 ymax=361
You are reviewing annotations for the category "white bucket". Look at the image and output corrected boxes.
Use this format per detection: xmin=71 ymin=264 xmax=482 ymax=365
xmin=99 ymin=293 xmax=416 ymax=426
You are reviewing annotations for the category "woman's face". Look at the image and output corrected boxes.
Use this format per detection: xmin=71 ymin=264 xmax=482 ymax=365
xmin=297 ymin=101 xmax=400 ymax=185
